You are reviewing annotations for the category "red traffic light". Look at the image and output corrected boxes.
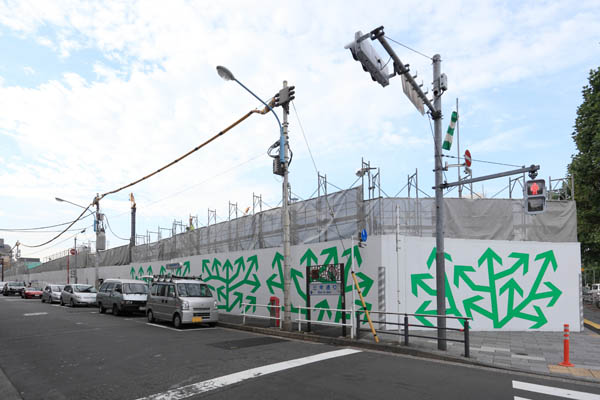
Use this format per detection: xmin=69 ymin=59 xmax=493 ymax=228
xmin=526 ymin=179 xmax=545 ymax=196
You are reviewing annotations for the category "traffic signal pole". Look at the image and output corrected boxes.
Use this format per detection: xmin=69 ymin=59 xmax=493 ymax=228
xmin=281 ymin=81 xmax=292 ymax=331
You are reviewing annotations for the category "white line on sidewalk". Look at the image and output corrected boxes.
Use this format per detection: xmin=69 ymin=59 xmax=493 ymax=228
xmin=513 ymin=380 xmax=600 ymax=400
xmin=23 ymin=312 xmax=48 ymax=316
xmin=135 ymin=348 xmax=361 ymax=400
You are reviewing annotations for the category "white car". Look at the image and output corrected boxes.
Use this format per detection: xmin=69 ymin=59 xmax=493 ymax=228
xmin=60 ymin=284 xmax=97 ymax=307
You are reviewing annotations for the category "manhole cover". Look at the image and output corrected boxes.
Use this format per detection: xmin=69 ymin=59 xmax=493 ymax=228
xmin=210 ymin=337 xmax=286 ymax=350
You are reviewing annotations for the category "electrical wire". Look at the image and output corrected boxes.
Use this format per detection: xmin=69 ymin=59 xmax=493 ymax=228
xmin=19 ymin=205 xmax=93 ymax=248
xmin=23 ymin=223 xmax=94 ymax=256
xmin=384 ymin=35 xmax=432 ymax=60
xmin=0 ymin=213 xmax=94 ymax=232
xmin=291 ymin=101 xmax=319 ymax=175
xmin=104 ymin=214 xmax=129 ymax=242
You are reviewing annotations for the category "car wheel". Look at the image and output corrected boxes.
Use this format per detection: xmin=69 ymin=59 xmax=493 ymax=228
xmin=70 ymin=299 xmax=75 ymax=308
xmin=173 ymin=314 xmax=182 ymax=329
xmin=112 ymin=304 xmax=120 ymax=316
xmin=98 ymin=302 xmax=106 ymax=314
xmin=147 ymin=310 xmax=155 ymax=323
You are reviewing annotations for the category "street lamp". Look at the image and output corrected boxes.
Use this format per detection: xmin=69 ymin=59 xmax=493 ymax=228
xmin=216 ymin=66 xmax=293 ymax=331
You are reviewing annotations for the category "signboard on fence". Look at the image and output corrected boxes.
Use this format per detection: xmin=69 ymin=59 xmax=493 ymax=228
xmin=308 ymin=264 xmax=343 ymax=295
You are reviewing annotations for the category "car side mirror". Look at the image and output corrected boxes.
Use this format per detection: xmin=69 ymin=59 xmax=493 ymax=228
xmin=115 ymin=288 xmax=122 ymax=293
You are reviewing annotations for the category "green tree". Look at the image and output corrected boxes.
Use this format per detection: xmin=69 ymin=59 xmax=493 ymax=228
xmin=568 ymin=67 xmax=600 ymax=268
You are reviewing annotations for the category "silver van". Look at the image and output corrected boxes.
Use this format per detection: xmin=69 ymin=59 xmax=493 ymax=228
xmin=146 ymin=277 xmax=218 ymax=328
xmin=96 ymin=279 xmax=148 ymax=315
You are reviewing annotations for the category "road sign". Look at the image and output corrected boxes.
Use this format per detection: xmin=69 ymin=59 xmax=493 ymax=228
xmin=360 ymin=229 xmax=368 ymax=242
xmin=401 ymin=74 xmax=425 ymax=115
xmin=69 ymin=249 xmax=76 ymax=256
xmin=465 ymin=150 xmax=472 ymax=167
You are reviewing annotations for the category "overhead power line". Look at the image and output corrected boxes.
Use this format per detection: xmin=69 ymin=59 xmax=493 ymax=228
xmin=19 ymin=105 xmax=271 ymax=249
xmin=0 ymin=213 xmax=94 ymax=232
xmin=384 ymin=35 xmax=432 ymax=60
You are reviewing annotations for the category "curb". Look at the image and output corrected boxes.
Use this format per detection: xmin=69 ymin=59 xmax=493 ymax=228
xmin=218 ymin=321 xmax=600 ymax=385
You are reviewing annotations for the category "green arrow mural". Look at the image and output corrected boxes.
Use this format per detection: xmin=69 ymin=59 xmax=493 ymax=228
xmin=411 ymin=247 xmax=563 ymax=329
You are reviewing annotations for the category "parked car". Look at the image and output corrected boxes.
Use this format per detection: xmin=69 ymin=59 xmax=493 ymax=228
xmin=22 ymin=286 xmax=43 ymax=299
xmin=0 ymin=282 xmax=6 ymax=294
xmin=146 ymin=276 xmax=218 ymax=328
xmin=591 ymin=283 xmax=600 ymax=308
xmin=60 ymin=284 xmax=97 ymax=307
xmin=3 ymin=281 xmax=26 ymax=296
xmin=41 ymin=284 xmax=65 ymax=304
xmin=96 ymin=279 xmax=148 ymax=315
xmin=583 ymin=286 xmax=594 ymax=304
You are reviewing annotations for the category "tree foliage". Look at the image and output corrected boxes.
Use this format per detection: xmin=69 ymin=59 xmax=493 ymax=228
xmin=568 ymin=67 xmax=600 ymax=267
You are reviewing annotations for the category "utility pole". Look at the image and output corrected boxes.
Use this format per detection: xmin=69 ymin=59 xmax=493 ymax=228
xmin=456 ymin=98 xmax=462 ymax=198
xmin=432 ymin=54 xmax=447 ymax=350
xmin=281 ymin=80 xmax=292 ymax=331
xmin=74 ymin=236 xmax=77 ymax=284
xmin=130 ymin=193 xmax=136 ymax=264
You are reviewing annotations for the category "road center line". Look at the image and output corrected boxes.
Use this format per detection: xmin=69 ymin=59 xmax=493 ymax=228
xmin=513 ymin=381 xmax=599 ymax=400
xmin=135 ymin=348 xmax=361 ymax=400
xmin=23 ymin=312 xmax=48 ymax=316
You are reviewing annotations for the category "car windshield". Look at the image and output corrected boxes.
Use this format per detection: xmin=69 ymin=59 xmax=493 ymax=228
xmin=73 ymin=285 xmax=97 ymax=293
xmin=177 ymin=283 xmax=212 ymax=297
xmin=123 ymin=283 xmax=148 ymax=294
xmin=9 ymin=282 xmax=24 ymax=287
xmin=51 ymin=286 xmax=64 ymax=292
xmin=28 ymin=287 xmax=43 ymax=291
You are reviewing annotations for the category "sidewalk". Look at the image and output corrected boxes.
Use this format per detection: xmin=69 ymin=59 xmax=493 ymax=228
xmin=219 ymin=314 xmax=600 ymax=382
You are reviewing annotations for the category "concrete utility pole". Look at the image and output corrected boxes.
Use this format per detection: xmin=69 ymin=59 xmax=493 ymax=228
xmin=130 ymin=193 xmax=136 ymax=264
xmin=281 ymin=80 xmax=292 ymax=331
xmin=74 ymin=236 xmax=77 ymax=284
xmin=432 ymin=54 xmax=447 ymax=350
xmin=94 ymin=194 xmax=100 ymax=287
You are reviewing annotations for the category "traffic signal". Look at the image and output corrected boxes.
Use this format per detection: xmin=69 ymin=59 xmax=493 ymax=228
xmin=345 ymin=31 xmax=390 ymax=87
xmin=525 ymin=179 xmax=546 ymax=214
xmin=274 ymin=86 xmax=295 ymax=107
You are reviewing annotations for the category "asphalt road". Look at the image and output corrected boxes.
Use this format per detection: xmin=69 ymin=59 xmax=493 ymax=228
xmin=1 ymin=296 xmax=599 ymax=400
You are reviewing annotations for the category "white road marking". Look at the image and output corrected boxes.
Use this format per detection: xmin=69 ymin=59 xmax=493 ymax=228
xmin=145 ymin=323 xmax=217 ymax=332
xmin=513 ymin=381 xmax=600 ymax=400
xmin=511 ymin=354 xmax=545 ymax=361
xmin=23 ymin=312 xmax=48 ymax=316
xmin=514 ymin=397 xmax=532 ymax=400
xmin=478 ymin=346 xmax=510 ymax=353
xmin=135 ymin=348 xmax=361 ymax=400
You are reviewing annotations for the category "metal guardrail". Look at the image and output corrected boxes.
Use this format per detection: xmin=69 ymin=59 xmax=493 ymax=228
xmin=241 ymin=302 xmax=281 ymax=328
xmin=296 ymin=305 xmax=354 ymax=338
xmin=356 ymin=311 xmax=471 ymax=357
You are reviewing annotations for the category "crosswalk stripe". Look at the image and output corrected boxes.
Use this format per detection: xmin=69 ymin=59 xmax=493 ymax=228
xmin=135 ymin=348 xmax=362 ymax=400
xmin=513 ymin=381 xmax=600 ymax=400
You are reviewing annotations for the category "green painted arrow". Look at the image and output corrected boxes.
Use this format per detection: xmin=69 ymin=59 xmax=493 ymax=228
xmin=300 ymin=248 xmax=318 ymax=267
xmin=130 ymin=267 xmax=136 ymax=279
xmin=314 ymin=299 xmax=333 ymax=321
xmin=516 ymin=305 xmax=548 ymax=329
xmin=320 ymin=246 xmax=339 ymax=266
xmin=341 ymin=245 xmax=362 ymax=269
xmin=532 ymin=282 xmax=562 ymax=307
xmin=216 ymin=286 xmax=227 ymax=303
xmin=244 ymin=295 xmax=257 ymax=313
xmin=414 ymin=300 xmax=437 ymax=326
xmin=229 ymin=291 xmax=243 ymax=311
xmin=453 ymin=265 xmax=490 ymax=292
xmin=426 ymin=247 xmax=453 ymax=270
xmin=159 ymin=265 xmax=166 ymax=275
xmin=138 ymin=266 xmax=144 ymax=277
xmin=478 ymin=248 xmax=502 ymax=326
xmin=355 ymin=272 xmax=374 ymax=297
xmin=463 ymin=295 xmax=494 ymax=320
xmin=182 ymin=261 xmax=191 ymax=276
xmin=146 ymin=266 xmax=153 ymax=276
xmin=202 ymin=259 xmax=211 ymax=277
xmin=411 ymin=273 xmax=436 ymax=297
xmin=231 ymin=256 xmax=245 ymax=282
xmin=211 ymin=259 xmax=222 ymax=277
xmin=247 ymin=255 xmax=259 ymax=272
xmin=291 ymin=268 xmax=306 ymax=301
xmin=499 ymin=278 xmax=524 ymax=320
xmin=529 ymin=250 xmax=558 ymax=300
xmin=495 ymin=252 xmax=529 ymax=280
xmin=266 ymin=252 xmax=284 ymax=294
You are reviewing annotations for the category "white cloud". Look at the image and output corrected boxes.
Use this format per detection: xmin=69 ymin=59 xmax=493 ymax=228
xmin=0 ymin=0 xmax=596 ymax=258
xmin=23 ymin=66 xmax=35 ymax=75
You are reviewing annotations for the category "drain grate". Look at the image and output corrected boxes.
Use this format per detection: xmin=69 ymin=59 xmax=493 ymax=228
xmin=209 ymin=337 xmax=286 ymax=350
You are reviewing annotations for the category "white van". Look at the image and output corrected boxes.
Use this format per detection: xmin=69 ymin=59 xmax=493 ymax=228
xmin=96 ymin=279 xmax=148 ymax=315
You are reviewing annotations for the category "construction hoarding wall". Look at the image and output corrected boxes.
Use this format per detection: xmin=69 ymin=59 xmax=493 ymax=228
xmin=14 ymin=235 xmax=580 ymax=332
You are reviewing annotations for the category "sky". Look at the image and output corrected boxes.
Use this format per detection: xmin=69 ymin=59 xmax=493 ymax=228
xmin=0 ymin=0 xmax=598 ymax=260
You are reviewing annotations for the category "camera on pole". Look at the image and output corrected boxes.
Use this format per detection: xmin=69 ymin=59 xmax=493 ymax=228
xmin=525 ymin=179 xmax=546 ymax=214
